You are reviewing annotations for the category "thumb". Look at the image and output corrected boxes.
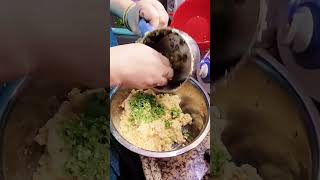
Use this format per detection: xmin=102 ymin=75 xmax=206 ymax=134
xmin=139 ymin=4 xmax=160 ymax=28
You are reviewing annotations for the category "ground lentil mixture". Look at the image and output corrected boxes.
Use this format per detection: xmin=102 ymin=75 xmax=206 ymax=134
xmin=118 ymin=89 xmax=192 ymax=151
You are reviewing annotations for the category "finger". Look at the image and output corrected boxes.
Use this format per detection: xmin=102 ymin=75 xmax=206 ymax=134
xmin=149 ymin=0 xmax=169 ymax=27
xmin=158 ymin=10 xmax=169 ymax=28
xmin=157 ymin=53 xmax=171 ymax=68
xmin=163 ymin=67 xmax=174 ymax=80
xmin=139 ymin=4 xmax=160 ymax=28
xmin=145 ymin=77 xmax=157 ymax=88
xmin=156 ymin=76 xmax=168 ymax=87
xmin=157 ymin=54 xmax=174 ymax=80
xmin=137 ymin=82 xmax=152 ymax=90
xmin=143 ymin=83 xmax=154 ymax=89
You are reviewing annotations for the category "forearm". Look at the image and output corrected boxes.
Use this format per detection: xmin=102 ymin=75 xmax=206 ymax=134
xmin=110 ymin=46 xmax=123 ymax=87
xmin=110 ymin=0 xmax=135 ymax=17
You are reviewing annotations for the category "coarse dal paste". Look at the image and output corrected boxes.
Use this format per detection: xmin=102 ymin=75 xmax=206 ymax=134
xmin=118 ymin=89 xmax=193 ymax=151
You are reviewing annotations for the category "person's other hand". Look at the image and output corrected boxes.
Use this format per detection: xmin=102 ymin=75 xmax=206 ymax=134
xmin=127 ymin=0 xmax=169 ymax=35
xmin=111 ymin=43 xmax=173 ymax=89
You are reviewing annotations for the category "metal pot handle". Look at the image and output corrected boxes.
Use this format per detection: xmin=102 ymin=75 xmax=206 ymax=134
xmin=138 ymin=19 xmax=155 ymax=36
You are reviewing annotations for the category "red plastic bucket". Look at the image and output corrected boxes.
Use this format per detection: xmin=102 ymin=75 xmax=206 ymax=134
xmin=170 ymin=0 xmax=210 ymax=54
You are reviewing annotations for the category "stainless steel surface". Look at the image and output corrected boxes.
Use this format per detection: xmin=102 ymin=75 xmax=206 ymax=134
xmin=110 ymin=77 xmax=210 ymax=158
xmin=212 ymin=49 xmax=320 ymax=180
xmin=138 ymin=28 xmax=200 ymax=93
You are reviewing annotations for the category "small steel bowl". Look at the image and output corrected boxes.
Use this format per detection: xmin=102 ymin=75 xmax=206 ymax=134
xmin=137 ymin=28 xmax=200 ymax=93
xmin=110 ymin=77 xmax=210 ymax=158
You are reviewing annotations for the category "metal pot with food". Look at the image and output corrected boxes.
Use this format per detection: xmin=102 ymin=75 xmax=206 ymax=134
xmin=110 ymin=77 xmax=210 ymax=158
xmin=211 ymin=49 xmax=320 ymax=180
xmin=0 ymin=78 xmax=109 ymax=180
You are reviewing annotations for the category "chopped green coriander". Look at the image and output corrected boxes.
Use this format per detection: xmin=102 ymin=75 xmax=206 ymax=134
xmin=212 ymin=145 xmax=229 ymax=177
xmin=113 ymin=16 xmax=125 ymax=28
xmin=129 ymin=92 xmax=165 ymax=123
xmin=60 ymin=91 xmax=109 ymax=180
xmin=170 ymin=107 xmax=182 ymax=118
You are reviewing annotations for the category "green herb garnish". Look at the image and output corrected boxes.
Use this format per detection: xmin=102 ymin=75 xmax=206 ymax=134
xmin=212 ymin=145 xmax=229 ymax=177
xmin=61 ymin=91 xmax=109 ymax=180
xmin=170 ymin=107 xmax=182 ymax=118
xmin=129 ymin=92 xmax=165 ymax=123
xmin=113 ymin=16 xmax=126 ymax=28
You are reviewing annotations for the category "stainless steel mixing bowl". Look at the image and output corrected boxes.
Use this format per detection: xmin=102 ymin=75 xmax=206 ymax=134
xmin=110 ymin=77 xmax=210 ymax=158
xmin=212 ymin=49 xmax=320 ymax=180
xmin=0 ymin=78 xmax=75 ymax=180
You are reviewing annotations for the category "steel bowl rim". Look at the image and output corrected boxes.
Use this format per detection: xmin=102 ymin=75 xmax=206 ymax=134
xmin=110 ymin=77 xmax=210 ymax=158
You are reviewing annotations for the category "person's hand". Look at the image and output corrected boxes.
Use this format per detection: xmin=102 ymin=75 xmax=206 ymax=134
xmin=126 ymin=0 xmax=169 ymax=35
xmin=111 ymin=43 xmax=174 ymax=89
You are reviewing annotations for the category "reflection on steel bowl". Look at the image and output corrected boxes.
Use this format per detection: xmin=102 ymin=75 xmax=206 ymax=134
xmin=110 ymin=77 xmax=210 ymax=158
